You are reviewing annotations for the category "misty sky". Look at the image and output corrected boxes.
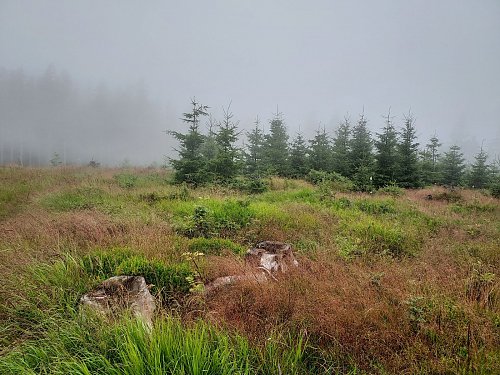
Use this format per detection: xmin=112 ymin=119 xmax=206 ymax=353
xmin=1 ymin=0 xmax=499 ymax=165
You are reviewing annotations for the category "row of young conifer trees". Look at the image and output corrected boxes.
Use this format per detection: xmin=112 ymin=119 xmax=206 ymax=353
xmin=169 ymin=99 xmax=498 ymax=192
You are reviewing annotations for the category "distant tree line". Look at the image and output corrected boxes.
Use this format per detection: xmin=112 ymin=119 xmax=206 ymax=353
xmin=170 ymin=100 xmax=500 ymax=191
xmin=170 ymin=99 xmax=500 ymax=193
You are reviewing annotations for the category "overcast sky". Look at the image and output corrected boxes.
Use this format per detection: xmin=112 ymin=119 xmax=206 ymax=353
xmin=1 ymin=0 xmax=499 ymax=164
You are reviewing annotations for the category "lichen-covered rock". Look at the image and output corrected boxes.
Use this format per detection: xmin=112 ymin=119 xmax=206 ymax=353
xmin=80 ymin=275 xmax=155 ymax=325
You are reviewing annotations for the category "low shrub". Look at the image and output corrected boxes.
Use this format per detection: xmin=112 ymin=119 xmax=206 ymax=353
xmin=231 ymin=176 xmax=269 ymax=194
xmin=377 ymin=184 xmax=405 ymax=197
xmin=306 ymin=170 xmax=354 ymax=191
xmin=490 ymin=182 xmax=500 ymax=199
xmin=433 ymin=190 xmax=463 ymax=203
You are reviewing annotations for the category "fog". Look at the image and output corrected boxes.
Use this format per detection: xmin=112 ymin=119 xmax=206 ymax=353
xmin=1 ymin=0 xmax=499 ymax=165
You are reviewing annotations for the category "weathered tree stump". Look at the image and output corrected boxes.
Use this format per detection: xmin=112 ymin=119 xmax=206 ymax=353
xmin=245 ymin=241 xmax=299 ymax=273
xmin=204 ymin=241 xmax=298 ymax=295
xmin=80 ymin=276 xmax=155 ymax=325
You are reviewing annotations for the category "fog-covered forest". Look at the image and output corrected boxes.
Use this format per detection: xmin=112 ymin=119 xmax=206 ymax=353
xmin=0 ymin=67 xmax=171 ymax=166
xmin=1 ymin=67 xmax=498 ymax=183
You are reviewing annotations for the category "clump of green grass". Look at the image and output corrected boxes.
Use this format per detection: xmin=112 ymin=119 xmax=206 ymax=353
xmin=249 ymin=201 xmax=321 ymax=242
xmin=338 ymin=216 xmax=418 ymax=257
xmin=82 ymin=248 xmax=193 ymax=301
xmin=1 ymin=315 xmax=326 ymax=375
xmin=173 ymin=200 xmax=255 ymax=238
xmin=42 ymin=187 xmax=122 ymax=213
xmin=330 ymin=197 xmax=352 ymax=209
xmin=81 ymin=247 xmax=134 ymax=278
xmin=451 ymin=201 xmax=497 ymax=214
xmin=187 ymin=237 xmax=245 ymax=255
xmin=354 ymin=198 xmax=396 ymax=215
xmin=114 ymin=173 xmax=138 ymax=189
xmin=1 ymin=255 xmax=94 ymax=348
xmin=114 ymin=171 xmax=171 ymax=190
xmin=258 ymin=188 xmax=318 ymax=204
xmin=377 ymin=184 xmax=405 ymax=197
xmin=116 ymin=257 xmax=192 ymax=299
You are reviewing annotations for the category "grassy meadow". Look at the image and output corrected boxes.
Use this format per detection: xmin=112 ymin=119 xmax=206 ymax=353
xmin=0 ymin=166 xmax=499 ymax=374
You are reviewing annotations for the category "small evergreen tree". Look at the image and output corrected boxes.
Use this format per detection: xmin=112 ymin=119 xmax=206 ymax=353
xmin=50 ymin=152 xmax=62 ymax=166
xmin=419 ymin=147 xmax=434 ymax=186
xmin=427 ymin=135 xmax=441 ymax=183
xmin=309 ymin=127 xmax=332 ymax=172
xmin=199 ymin=115 xmax=218 ymax=162
xmin=289 ymin=133 xmax=310 ymax=178
xmin=396 ymin=112 xmax=421 ymax=188
xmin=169 ymin=98 xmax=209 ymax=185
xmin=468 ymin=146 xmax=491 ymax=188
xmin=263 ymin=110 xmax=289 ymax=176
xmin=349 ymin=112 xmax=375 ymax=191
xmin=210 ymin=105 xmax=241 ymax=183
xmin=331 ymin=116 xmax=351 ymax=177
xmin=244 ymin=117 xmax=265 ymax=177
xmin=441 ymin=145 xmax=466 ymax=187
xmin=420 ymin=134 xmax=442 ymax=185
xmin=374 ymin=109 xmax=398 ymax=187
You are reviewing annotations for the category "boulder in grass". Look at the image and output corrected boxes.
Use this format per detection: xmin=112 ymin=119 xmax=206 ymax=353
xmin=80 ymin=275 xmax=155 ymax=325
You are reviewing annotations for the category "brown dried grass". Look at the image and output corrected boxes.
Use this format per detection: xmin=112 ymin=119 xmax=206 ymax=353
xmin=203 ymin=245 xmax=499 ymax=373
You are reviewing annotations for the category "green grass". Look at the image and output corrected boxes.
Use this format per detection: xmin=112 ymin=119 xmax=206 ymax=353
xmin=161 ymin=199 xmax=255 ymax=238
xmin=187 ymin=237 xmax=245 ymax=255
xmin=82 ymin=248 xmax=193 ymax=301
xmin=0 ymin=253 xmax=339 ymax=375
xmin=0 ymin=167 xmax=64 ymax=219
xmin=1 ymin=315 xmax=335 ymax=375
